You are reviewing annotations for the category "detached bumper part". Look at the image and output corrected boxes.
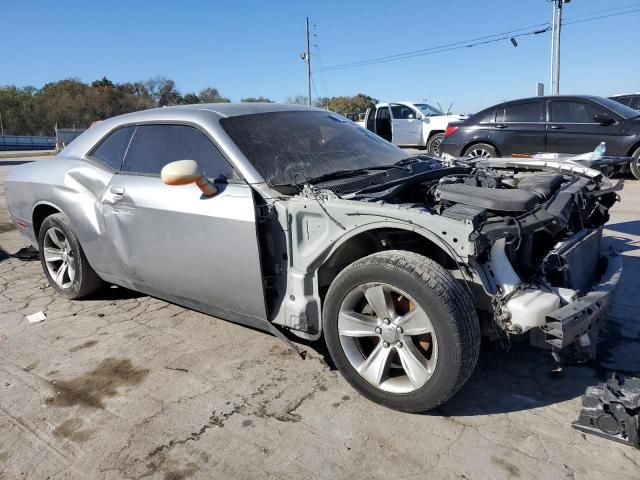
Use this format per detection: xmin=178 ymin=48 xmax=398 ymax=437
xmin=542 ymin=248 xmax=622 ymax=349
xmin=572 ymin=375 xmax=640 ymax=449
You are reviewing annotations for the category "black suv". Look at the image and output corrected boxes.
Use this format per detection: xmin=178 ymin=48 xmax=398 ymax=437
xmin=440 ymin=95 xmax=640 ymax=179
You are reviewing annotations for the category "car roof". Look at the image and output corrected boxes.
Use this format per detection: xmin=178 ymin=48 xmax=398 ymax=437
xmin=610 ymin=93 xmax=640 ymax=97
xmin=374 ymin=101 xmax=421 ymax=107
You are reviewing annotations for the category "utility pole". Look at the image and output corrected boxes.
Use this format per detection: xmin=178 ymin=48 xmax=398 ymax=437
xmin=549 ymin=0 xmax=569 ymax=95
xmin=0 ymin=111 xmax=4 ymax=136
xmin=305 ymin=17 xmax=312 ymax=106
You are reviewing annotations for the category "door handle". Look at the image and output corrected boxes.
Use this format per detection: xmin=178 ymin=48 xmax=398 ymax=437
xmin=550 ymin=125 xmax=565 ymax=130
xmin=110 ymin=186 xmax=125 ymax=195
xmin=495 ymin=124 xmax=508 ymax=129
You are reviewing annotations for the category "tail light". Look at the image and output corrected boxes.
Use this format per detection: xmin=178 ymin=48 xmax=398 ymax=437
xmin=444 ymin=125 xmax=459 ymax=137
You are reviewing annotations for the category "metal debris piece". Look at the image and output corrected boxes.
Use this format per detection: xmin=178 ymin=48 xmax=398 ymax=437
xmin=572 ymin=374 xmax=640 ymax=449
xmin=26 ymin=311 xmax=47 ymax=323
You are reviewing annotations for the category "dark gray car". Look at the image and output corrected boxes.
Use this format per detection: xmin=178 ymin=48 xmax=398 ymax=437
xmin=440 ymin=95 xmax=640 ymax=179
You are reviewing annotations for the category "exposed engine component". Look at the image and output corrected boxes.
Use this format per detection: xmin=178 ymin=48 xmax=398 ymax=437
xmin=573 ymin=374 xmax=640 ymax=449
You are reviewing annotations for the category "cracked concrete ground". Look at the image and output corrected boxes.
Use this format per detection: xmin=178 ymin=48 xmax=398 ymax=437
xmin=1 ymin=156 xmax=639 ymax=479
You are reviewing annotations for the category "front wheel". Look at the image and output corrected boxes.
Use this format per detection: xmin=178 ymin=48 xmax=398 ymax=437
xmin=38 ymin=213 xmax=103 ymax=299
xmin=426 ymin=133 xmax=444 ymax=157
xmin=323 ymin=251 xmax=480 ymax=412
xmin=631 ymin=147 xmax=640 ymax=180
xmin=463 ymin=143 xmax=497 ymax=159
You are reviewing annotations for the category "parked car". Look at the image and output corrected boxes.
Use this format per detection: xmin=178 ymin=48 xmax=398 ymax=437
xmin=6 ymin=104 xmax=622 ymax=412
xmin=610 ymin=93 xmax=640 ymax=110
xmin=440 ymin=95 xmax=640 ymax=179
xmin=364 ymin=102 xmax=466 ymax=155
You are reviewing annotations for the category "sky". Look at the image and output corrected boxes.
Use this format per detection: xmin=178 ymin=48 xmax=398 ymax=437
xmin=2 ymin=0 xmax=639 ymax=112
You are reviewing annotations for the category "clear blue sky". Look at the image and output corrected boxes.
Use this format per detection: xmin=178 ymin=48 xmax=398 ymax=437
xmin=3 ymin=0 xmax=639 ymax=112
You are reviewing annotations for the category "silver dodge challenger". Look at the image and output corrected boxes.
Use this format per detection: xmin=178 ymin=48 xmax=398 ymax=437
xmin=6 ymin=103 xmax=623 ymax=412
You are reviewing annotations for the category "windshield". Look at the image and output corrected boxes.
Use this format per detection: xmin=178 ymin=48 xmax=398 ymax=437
xmin=593 ymin=97 xmax=640 ymax=119
xmin=414 ymin=103 xmax=443 ymax=117
xmin=220 ymin=111 xmax=407 ymax=186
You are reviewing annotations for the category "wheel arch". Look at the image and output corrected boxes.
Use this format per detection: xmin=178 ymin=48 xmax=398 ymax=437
xmin=627 ymin=141 xmax=640 ymax=158
xmin=317 ymin=225 xmax=461 ymax=301
xmin=32 ymin=201 xmax=64 ymax=238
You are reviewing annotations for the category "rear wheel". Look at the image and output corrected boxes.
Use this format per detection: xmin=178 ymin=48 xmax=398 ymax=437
xmin=323 ymin=251 xmax=480 ymax=412
xmin=427 ymin=133 xmax=444 ymax=157
xmin=38 ymin=213 xmax=103 ymax=299
xmin=463 ymin=143 xmax=497 ymax=159
xmin=631 ymin=147 xmax=640 ymax=180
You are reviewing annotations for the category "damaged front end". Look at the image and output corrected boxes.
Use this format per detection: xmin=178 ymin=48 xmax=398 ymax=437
xmin=440 ymin=158 xmax=623 ymax=351
xmin=352 ymin=156 xmax=625 ymax=352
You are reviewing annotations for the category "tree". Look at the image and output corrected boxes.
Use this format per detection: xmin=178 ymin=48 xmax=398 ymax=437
xmin=285 ymin=95 xmax=308 ymax=105
xmin=241 ymin=96 xmax=273 ymax=103
xmin=182 ymin=93 xmax=201 ymax=104
xmin=198 ymin=87 xmax=230 ymax=103
xmin=325 ymin=94 xmax=377 ymax=115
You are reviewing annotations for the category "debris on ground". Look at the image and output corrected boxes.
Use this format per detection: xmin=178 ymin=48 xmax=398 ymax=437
xmin=12 ymin=245 xmax=39 ymax=261
xmin=25 ymin=311 xmax=47 ymax=323
xmin=572 ymin=373 xmax=640 ymax=449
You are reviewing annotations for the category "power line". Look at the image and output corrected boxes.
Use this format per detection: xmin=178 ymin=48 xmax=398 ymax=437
xmin=316 ymin=26 xmax=550 ymax=73
xmin=315 ymin=5 xmax=640 ymax=74
xmin=563 ymin=7 xmax=640 ymax=26
xmin=315 ymin=22 xmax=550 ymax=72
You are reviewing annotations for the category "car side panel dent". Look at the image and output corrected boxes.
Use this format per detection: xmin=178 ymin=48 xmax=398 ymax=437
xmin=270 ymin=195 xmax=475 ymax=338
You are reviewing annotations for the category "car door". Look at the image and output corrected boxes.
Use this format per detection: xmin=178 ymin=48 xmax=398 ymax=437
xmin=102 ymin=123 xmax=268 ymax=321
xmin=490 ymin=101 xmax=546 ymax=155
xmin=547 ymin=99 xmax=626 ymax=154
xmin=389 ymin=104 xmax=422 ymax=145
xmin=375 ymin=106 xmax=393 ymax=142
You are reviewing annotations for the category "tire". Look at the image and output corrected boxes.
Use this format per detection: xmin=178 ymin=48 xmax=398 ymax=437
xmin=631 ymin=147 xmax=640 ymax=180
xmin=463 ymin=143 xmax=497 ymax=159
xmin=426 ymin=133 xmax=445 ymax=157
xmin=38 ymin=213 xmax=103 ymax=299
xmin=323 ymin=250 xmax=480 ymax=412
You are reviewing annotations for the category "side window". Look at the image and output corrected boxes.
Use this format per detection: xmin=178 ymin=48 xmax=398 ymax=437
xmin=502 ymin=102 xmax=544 ymax=122
xmin=376 ymin=107 xmax=390 ymax=120
xmin=90 ymin=126 xmax=135 ymax=170
xmin=630 ymin=96 xmax=640 ymax=110
xmin=121 ymin=125 xmax=236 ymax=179
xmin=550 ymin=101 xmax=596 ymax=123
xmin=390 ymin=104 xmax=417 ymax=120
xmin=476 ymin=110 xmax=496 ymax=123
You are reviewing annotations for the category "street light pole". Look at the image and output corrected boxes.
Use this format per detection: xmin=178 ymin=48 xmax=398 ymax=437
xmin=305 ymin=17 xmax=312 ymax=106
xmin=549 ymin=0 xmax=557 ymax=93
xmin=550 ymin=0 xmax=569 ymax=95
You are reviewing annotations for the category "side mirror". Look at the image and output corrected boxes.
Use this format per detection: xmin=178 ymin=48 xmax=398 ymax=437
xmin=593 ymin=114 xmax=615 ymax=126
xmin=160 ymin=160 xmax=217 ymax=197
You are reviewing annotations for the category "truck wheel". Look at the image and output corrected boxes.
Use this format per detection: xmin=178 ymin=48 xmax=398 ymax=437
xmin=38 ymin=213 xmax=103 ymax=299
xmin=631 ymin=147 xmax=640 ymax=180
xmin=323 ymin=251 xmax=480 ymax=412
xmin=427 ymin=133 xmax=444 ymax=157
xmin=463 ymin=143 xmax=497 ymax=158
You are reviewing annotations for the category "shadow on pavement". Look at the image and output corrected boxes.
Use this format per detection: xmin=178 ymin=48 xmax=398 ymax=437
xmin=0 ymin=247 xmax=9 ymax=262
xmin=89 ymin=284 xmax=146 ymax=301
xmin=605 ymin=220 xmax=640 ymax=238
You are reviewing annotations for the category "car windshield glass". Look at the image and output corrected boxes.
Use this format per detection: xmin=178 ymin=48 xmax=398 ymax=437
xmin=414 ymin=103 xmax=443 ymax=117
xmin=592 ymin=97 xmax=640 ymax=119
xmin=220 ymin=111 xmax=408 ymax=186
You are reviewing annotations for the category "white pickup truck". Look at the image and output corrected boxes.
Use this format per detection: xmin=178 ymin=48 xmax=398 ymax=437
xmin=364 ymin=102 xmax=466 ymax=156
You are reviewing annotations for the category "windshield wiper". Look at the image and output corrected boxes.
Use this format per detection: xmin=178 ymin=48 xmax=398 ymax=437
xmin=304 ymin=165 xmax=409 ymax=185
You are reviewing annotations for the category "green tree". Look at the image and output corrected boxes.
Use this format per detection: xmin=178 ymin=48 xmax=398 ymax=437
xmin=241 ymin=96 xmax=273 ymax=103
xmin=198 ymin=87 xmax=230 ymax=103
xmin=182 ymin=93 xmax=201 ymax=104
xmin=326 ymin=94 xmax=377 ymax=115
